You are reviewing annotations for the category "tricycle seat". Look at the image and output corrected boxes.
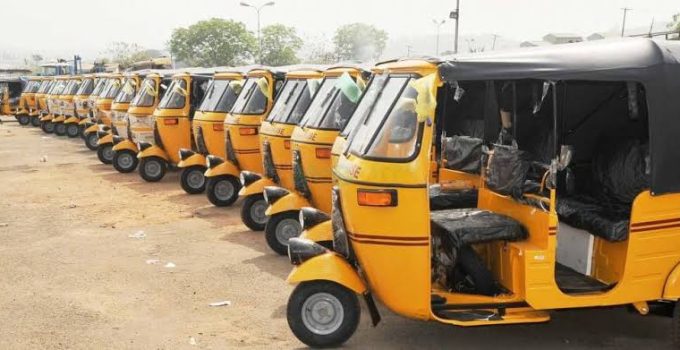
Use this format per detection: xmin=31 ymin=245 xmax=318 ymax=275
xmin=429 ymin=184 xmax=478 ymax=211
xmin=556 ymin=196 xmax=630 ymax=242
xmin=430 ymin=208 xmax=527 ymax=249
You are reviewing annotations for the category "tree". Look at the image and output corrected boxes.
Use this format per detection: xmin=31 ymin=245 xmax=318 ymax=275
xmin=106 ymin=42 xmax=151 ymax=69
xmin=169 ymin=18 xmax=256 ymax=67
xmin=670 ymin=13 xmax=680 ymax=32
xmin=260 ymin=24 xmax=303 ymax=66
xmin=303 ymin=34 xmax=337 ymax=64
xmin=333 ymin=23 xmax=388 ymax=61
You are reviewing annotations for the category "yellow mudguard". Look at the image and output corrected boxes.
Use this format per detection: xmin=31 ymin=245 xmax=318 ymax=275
xmin=664 ymin=262 xmax=680 ymax=299
xmin=238 ymin=177 xmax=277 ymax=197
xmin=300 ymin=220 xmax=333 ymax=243
xmin=53 ymin=115 xmax=65 ymax=123
xmin=97 ymin=133 xmax=113 ymax=146
xmin=287 ymin=252 xmax=366 ymax=294
xmin=112 ymin=139 xmax=138 ymax=153
xmin=85 ymin=124 xmax=99 ymax=134
xmin=204 ymin=161 xmax=240 ymax=179
xmin=137 ymin=145 xmax=169 ymax=161
xmin=78 ymin=118 xmax=91 ymax=126
xmin=64 ymin=116 xmax=79 ymax=124
xmin=265 ymin=191 xmax=311 ymax=216
xmin=40 ymin=114 xmax=53 ymax=122
xmin=177 ymin=153 xmax=207 ymax=169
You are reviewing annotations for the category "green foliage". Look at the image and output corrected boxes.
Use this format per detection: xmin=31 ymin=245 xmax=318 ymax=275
xmin=260 ymin=24 xmax=303 ymax=66
xmin=333 ymin=23 xmax=388 ymax=61
xmin=106 ymin=42 xmax=151 ymax=69
xmin=169 ymin=18 xmax=256 ymax=67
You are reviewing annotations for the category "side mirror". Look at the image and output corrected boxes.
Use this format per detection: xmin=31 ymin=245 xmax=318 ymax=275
xmin=557 ymin=145 xmax=574 ymax=171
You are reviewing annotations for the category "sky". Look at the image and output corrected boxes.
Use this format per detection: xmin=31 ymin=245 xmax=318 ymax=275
xmin=0 ymin=0 xmax=678 ymax=63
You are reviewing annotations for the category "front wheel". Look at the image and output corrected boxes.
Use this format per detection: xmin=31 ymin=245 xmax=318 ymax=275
xmin=139 ymin=157 xmax=167 ymax=182
xmin=265 ymin=211 xmax=302 ymax=255
xmin=112 ymin=150 xmax=138 ymax=173
xmin=66 ymin=124 xmax=80 ymax=138
xmin=205 ymin=175 xmax=241 ymax=207
xmin=287 ymin=281 xmax=360 ymax=348
xmin=54 ymin=123 xmax=66 ymax=136
xmin=41 ymin=121 xmax=54 ymax=134
xmin=30 ymin=116 xmax=41 ymax=127
xmin=180 ymin=166 xmax=207 ymax=194
xmin=97 ymin=143 xmax=114 ymax=164
xmin=17 ymin=115 xmax=30 ymax=125
xmin=240 ymin=194 xmax=268 ymax=231
xmin=84 ymin=132 xmax=98 ymax=150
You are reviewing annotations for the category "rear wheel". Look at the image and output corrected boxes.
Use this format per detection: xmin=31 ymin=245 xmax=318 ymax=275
xmin=30 ymin=116 xmax=41 ymax=127
xmin=54 ymin=123 xmax=66 ymax=136
xmin=17 ymin=115 xmax=30 ymax=125
xmin=287 ymin=281 xmax=360 ymax=348
xmin=41 ymin=121 xmax=54 ymax=134
xmin=206 ymin=175 xmax=240 ymax=207
xmin=97 ymin=143 xmax=114 ymax=164
xmin=139 ymin=156 xmax=167 ymax=182
xmin=265 ymin=211 xmax=302 ymax=255
xmin=672 ymin=300 xmax=680 ymax=348
xmin=85 ymin=132 xmax=98 ymax=150
xmin=112 ymin=150 xmax=138 ymax=173
xmin=66 ymin=124 xmax=80 ymax=138
xmin=240 ymin=194 xmax=268 ymax=231
xmin=180 ymin=166 xmax=207 ymax=194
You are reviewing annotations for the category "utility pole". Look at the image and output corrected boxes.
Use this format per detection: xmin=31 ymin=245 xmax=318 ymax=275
xmin=432 ymin=19 xmax=446 ymax=55
xmin=406 ymin=45 xmax=413 ymax=57
xmin=450 ymin=0 xmax=461 ymax=54
xmin=240 ymin=1 xmax=275 ymax=64
xmin=621 ymin=7 xmax=632 ymax=37
xmin=492 ymin=34 xmax=498 ymax=50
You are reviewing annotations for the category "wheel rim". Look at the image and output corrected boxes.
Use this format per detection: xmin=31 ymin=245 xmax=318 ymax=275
xmin=186 ymin=169 xmax=205 ymax=189
xmin=275 ymin=218 xmax=301 ymax=246
xmin=301 ymin=292 xmax=345 ymax=336
xmin=56 ymin=124 xmax=65 ymax=133
xmin=214 ymin=180 xmax=235 ymax=201
xmin=249 ymin=199 xmax=268 ymax=225
xmin=102 ymin=146 xmax=114 ymax=161
xmin=45 ymin=123 xmax=54 ymax=132
xmin=144 ymin=160 xmax=162 ymax=178
xmin=67 ymin=125 xmax=78 ymax=136
xmin=117 ymin=153 xmax=134 ymax=169
xmin=88 ymin=134 xmax=97 ymax=148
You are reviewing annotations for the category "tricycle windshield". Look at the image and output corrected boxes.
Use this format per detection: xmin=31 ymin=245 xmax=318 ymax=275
xmin=102 ymin=79 xmax=122 ymax=99
xmin=230 ymin=77 xmax=268 ymax=115
xmin=76 ymin=79 xmax=94 ymax=96
xmin=348 ymin=76 xmax=419 ymax=160
xmin=158 ymin=79 xmax=187 ymax=109
xmin=131 ymin=78 xmax=158 ymax=108
xmin=50 ymin=80 xmax=67 ymax=95
xmin=90 ymin=78 xmax=107 ymax=96
xmin=63 ymin=80 xmax=81 ymax=95
xmin=199 ymin=79 xmax=241 ymax=113
xmin=114 ymin=79 xmax=138 ymax=103
xmin=37 ymin=81 xmax=51 ymax=93
xmin=302 ymin=74 xmax=363 ymax=130
xmin=267 ymin=78 xmax=314 ymax=124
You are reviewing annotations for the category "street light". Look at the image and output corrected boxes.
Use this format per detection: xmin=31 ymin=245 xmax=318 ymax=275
xmin=449 ymin=0 xmax=460 ymax=54
xmin=432 ymin=19 xmax=446 ymax=56
xmin=240 ymin=1 xmax=275 ymax=64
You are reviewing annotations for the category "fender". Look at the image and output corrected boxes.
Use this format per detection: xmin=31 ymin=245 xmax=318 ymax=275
xmin=663 ymin=262 xmax=680 ymax=299
xmin=300 ymin=220 xmax=333 ymax=243
xmin=137 ymin=144 xmax=169 ymax=161
xmin=85 ymin=124 xmax=99 ymax=135
xmin=40 ymin=114 xmax=53 ymax=122
xmin=287 ymin=252 xmax=366 ymax=294
xmin=78 ymin=118 xmax=91 ymax=126
xmin=238 ymin=177 xmax=277 ymax=197
xmin=265 ymin=191 xmax=311 ymax=216
xmin=177 ymin=153 xmax=207 ymax=169
xmin=97 ymin=133 xmax=113 ymax=146
xmin=64 ymin=116 xmax=79 ymax=124
xmin=53 ymin=115 xmax=65 ymax=123
xmin=112 ymin=139 xmax=139 ymax=153
xmin=204 ymin=161 xmax=240 ymax=179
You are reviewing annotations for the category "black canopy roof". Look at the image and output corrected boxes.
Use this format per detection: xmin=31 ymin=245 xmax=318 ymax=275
xmin=440 ymin=38 xmax=680 ymax=195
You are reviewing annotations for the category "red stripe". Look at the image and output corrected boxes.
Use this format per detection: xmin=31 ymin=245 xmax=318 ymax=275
xmin=630 ymin=222 xmax=680 ymax=233
xmin=631 ymin=217 xmax=680 ymax=228
xmin=349 ymin=236 xmax=429 ymax=247
xmin=349 ymin=232 xmax=429 ymax=242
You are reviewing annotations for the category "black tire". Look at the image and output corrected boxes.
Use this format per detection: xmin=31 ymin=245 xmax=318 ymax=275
xmin=17 ymin=115 xmax=30 ymax=125
xmin=41 ymin=121 xmax=54 ymax=134
xmin=673 ymin=301 xmax=680 ymax=348
xmin=79 ymin=125 xmax=86 ymax=139
xmin=66 ymin=124 xmax=80 ymax=138
xmin=206 ymin=175 xmax=241 ymax=207
xmin=287 ymin=281 xmax=360 ymax=348
xmin=265 ymin=211 xmax=302 ymax=255
xmin=458 ymin=245 xmax=497 ymax=296
xmin=240 ymin=194 xmax=268 ymax=231
xmin=54 ymin=123 xmax=66 ymax=136
xmin=84 ymin=132 xmax=98 ymax=150
xmin=139 ymin=156 xmax=167 ymax=182
xmin=30 ymin=116 xmax=41 ymax=127
xmin=112 ymin=150 xmax=138 ymax=173
xmin=97 ymin=143 xmax=114 ymax=165
xmin=180 ymin=166 xmax=207 ymax=194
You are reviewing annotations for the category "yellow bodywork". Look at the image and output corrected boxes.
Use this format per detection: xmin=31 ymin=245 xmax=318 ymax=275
xmin=108 ymin=74 xmax=142 ymax=144
xmin=287 ymin=252 xmax=367 ymax=294
xmin=117 ymin=74 xmax=164 ymax=154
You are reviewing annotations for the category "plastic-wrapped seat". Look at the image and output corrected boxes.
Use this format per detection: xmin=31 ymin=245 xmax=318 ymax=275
xmin=556 ymin=197 xmax=630 ymax=242
xmin=429 ymin=184 xmax=478 ymax=211
xmin=429 ymin=135 xmax=483 ymax=210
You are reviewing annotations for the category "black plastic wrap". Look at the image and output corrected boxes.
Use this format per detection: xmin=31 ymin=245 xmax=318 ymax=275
xmin=485 ymin=145 xmax=531 ymax=197
xmin=556 ymin=196 xmax=630 ymax=242
xmin=593 ymin=139 xmax=649 ymax=204
xmin=429 ymin=184 xmax=478 ymax=211
xmin=262 ymin=141 xmax=279 ymax=184
xmin=442 ymin=135 xmax=483 ymax=174
xmin=431 ymin=208 xmax=526 ymax=290
xmin=292 ymin=150 xmax=311 ymax=199
xmin=225 ymin=130 xmax=239 ymax=167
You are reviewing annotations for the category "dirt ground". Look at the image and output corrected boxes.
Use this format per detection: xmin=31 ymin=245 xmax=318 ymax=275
xmin=0 ymin=118 xmax=674 ymax=349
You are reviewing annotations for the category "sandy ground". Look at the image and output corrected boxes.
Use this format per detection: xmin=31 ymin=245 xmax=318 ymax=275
xmin=0 ymin=117 xmax=674 ymax=349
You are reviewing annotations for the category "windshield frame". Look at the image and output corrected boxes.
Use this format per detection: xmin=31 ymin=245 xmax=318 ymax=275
xmin=102 ymin=78 xmax=123 ymax=99
xmin=300 ymin=75 xmax=363 ymax=131
xmin=230 ymin=76 xmax=269 ymax=116
xmin=265 ymin=78 xmax=314 ymax=125
xmin=90 ymin=78 xmax=107 ymax=97
xmin=198 ymin=78 xmax=241 ymax=113
xmin=130 ymin=77 xmax=159 ymax=108
xmin=63 ymin=80 xmax=81 ymax=95
xmin=113 ymin=78 xmax=139 ymax=104
xmin=157 ymin=78 xmax=188 ymax=110
xmin=76 ymin=78 xmax=94 ymax=96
